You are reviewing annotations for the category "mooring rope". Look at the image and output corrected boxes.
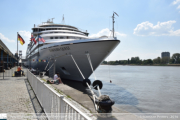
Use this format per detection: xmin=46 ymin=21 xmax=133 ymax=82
xmin=45 ymin=54 xmax=66 ymax=71
xmin=71 ymin=55 xmax=85 ymax=79
xmin=47 ymin=60 xmax=56 ymax=71
xmin=44 ymin=58 xmax=51 ymax=70
xmin=86 ymin=53 xmax=97 ymax=80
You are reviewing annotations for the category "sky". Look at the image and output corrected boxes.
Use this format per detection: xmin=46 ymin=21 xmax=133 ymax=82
xmin=0 ymin=0 xmax=180 ymax=61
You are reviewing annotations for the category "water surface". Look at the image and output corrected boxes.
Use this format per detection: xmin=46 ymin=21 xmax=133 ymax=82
xmin=89 ymin=65 xmax=180 ymax=113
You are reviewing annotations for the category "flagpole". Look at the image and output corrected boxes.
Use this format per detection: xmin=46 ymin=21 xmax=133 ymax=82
xmin=17 ymin=32 xmax=18 ymax=67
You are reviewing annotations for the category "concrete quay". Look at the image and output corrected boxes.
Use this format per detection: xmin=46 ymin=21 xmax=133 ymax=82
xmin=40 ymin=75 xmax=144 ymax=120
xmin=51 ymin=79 xmax=124 ymax=114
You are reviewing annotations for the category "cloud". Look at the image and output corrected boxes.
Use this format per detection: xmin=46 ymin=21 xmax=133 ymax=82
xmin=115 ymin=32 xmax=127 ymax=37
xmin=172 ymin=0 xmax=180 ymax=12
xmin=172 ymin=0 xmax=180 ymax=5
xmin=177 ymin=5 xmax=180 ymax=9
xmin=19 ymin=30 xmax=31 ymax=41
xmin=0 ymin=33 xmax=15 ymax=42
xmin=89 ymin=28 xmax=127 ymax=38
xmin=133 ymin=21 xmax=180 ymax=36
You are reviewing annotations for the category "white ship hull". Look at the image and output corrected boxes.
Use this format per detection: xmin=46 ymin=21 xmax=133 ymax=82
xmin=26 ymin=39 xmax=120 ymax=81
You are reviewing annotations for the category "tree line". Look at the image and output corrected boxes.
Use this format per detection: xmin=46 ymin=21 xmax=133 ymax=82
xmin=102 ymin=53 xmax=180 ymax=65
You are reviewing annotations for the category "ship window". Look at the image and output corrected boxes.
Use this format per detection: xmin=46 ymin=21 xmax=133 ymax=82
xmin=34 ymin=29 xmax=38 ymax=32
xmin=55 ymin=37 xmax=58 ymax=39
xmin=60 ymin=37 xmax=63 ymax=39
xmin=50 ymin=37 xmax=53 ymax=39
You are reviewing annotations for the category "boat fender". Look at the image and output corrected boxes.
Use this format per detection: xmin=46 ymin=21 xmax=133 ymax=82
xmin=93 ymin=80 xmax=103 ymax=90
xmin=82 ymin=79 xmax=91 ymax=87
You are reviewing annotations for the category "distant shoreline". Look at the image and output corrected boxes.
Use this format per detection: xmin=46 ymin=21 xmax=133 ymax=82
xmin=101 ymin=64 xmax=180 ymax=66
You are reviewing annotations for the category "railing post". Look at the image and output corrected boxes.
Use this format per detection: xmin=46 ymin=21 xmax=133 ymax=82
xmin=50 ymin=93 xmax=54 ymax=120
xmin=73 ymin=109 xmax=75 ymax=120
xmin=60 ymin=96 xmax=65 ymax=120
xmin=76 ymin=111 xmax=78 ymax=120
xmin=56 ymin=95 xmax=59 ymax=120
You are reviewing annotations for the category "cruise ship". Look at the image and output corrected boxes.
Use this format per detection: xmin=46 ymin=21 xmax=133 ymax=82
xmin=25 ymin=17 xmax=120 ymax=82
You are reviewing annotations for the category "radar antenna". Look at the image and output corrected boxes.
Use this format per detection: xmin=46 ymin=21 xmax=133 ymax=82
xmin=62 ymin=14 xmax=65 ymax=24
xmin=51 ymin=18 xmax=55 ymax=23
xmin=112 ymin=11 xmax=119 ymax=38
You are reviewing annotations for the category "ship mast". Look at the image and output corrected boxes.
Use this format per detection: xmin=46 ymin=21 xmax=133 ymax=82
xmin=112 ymin=12 xmax=119 ymax=38
xmin=62 ymin=14 xmax=65 ymax=24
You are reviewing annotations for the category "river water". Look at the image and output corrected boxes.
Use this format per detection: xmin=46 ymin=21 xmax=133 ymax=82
xmin=89 ymin=65 xmax=180 ymax=113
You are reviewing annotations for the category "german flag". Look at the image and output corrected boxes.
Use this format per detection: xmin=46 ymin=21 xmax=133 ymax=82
xmin=18 ymin=34 xmax=25 ymax=45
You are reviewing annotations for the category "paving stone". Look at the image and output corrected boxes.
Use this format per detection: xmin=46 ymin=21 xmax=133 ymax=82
xmin=0 ymin=67 xmax=47 ymax=120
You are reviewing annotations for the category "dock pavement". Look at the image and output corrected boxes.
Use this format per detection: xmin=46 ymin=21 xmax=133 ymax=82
xmin=0 ymin=67 xmax=46 ymax=120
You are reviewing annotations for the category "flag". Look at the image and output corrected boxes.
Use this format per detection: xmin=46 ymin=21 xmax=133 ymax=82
xmin=38 ymin=35 xmax=45 ymax=43
xmin=31 ymin=34 xmax=37 ymax=44
xmin=18 ymin=34 xmax=25 ymax=45
xmin=36 ymin=59 xmax=38 ymax=62
xmin=32 ymin=59 xmax=35 ymax=61
xmin=39 ymin=59 xmax=41 ymax=62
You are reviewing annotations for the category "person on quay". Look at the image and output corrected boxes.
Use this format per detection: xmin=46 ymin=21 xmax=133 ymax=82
xmin=47 ymin=72 xmax=63 ymax=84
xmin=17 ymin=66 xmax=24 ymax=76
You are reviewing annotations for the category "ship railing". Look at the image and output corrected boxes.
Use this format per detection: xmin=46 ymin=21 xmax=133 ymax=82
xmin=36 ymin=23 xmax=87 ymax=33
xmin=27 ymin=70 xmax=92 ymax=120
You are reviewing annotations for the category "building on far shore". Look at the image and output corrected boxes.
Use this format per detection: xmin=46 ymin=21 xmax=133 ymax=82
xmin=161 ymin=52 xmax=170 ymax=63
xmin=161 ymin=52 xmax=170 ymax=58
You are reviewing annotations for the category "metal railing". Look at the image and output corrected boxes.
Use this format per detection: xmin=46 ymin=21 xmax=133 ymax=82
xmin=27 ymin=70 xmax=92 ymax=120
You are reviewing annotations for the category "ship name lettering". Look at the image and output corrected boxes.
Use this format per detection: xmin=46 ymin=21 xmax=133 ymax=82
xmin=49 ymin=46 xmax=70 ymax=52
